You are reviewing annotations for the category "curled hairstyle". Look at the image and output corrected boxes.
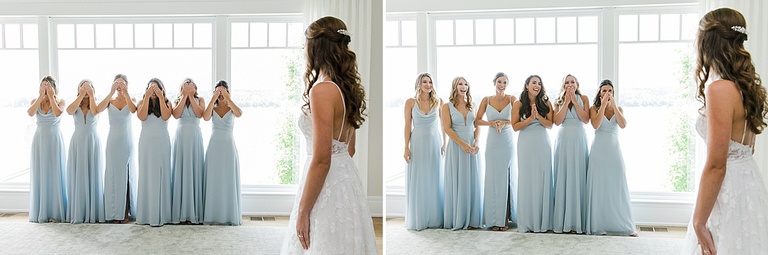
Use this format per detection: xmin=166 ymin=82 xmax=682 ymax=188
xmin=302 ymin=16 xmax=366 ymax=129
xmin=519 ymin=75 xmax=550 ymax=119
xmin=175 ymin=77 xmax=199 ymax=106
xmin=214 ymin=79 xmax=229 ymax=106
xmin=114 ymin=74 xmax=128 ymax=84
xmin=556 ymin=74 xmax=583 ymax=106
xmin=414 ymin=73 xmax=439 ymax=109
xmin=145 ymin=78 xmax=168 ymax=118
xmin=696 ymin=8 xmax=766 ymax=134
xmin=593 ymin=79 xmax=614 ymax=110
xmin=449 ymin=77 xmax=473 ymax=109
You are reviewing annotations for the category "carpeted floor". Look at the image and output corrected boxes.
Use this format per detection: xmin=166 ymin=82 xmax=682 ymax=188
xmin=385 ymin=218 xmax=686 ymax=255
xmin=0 ymin=212 xmax=383 ymax=254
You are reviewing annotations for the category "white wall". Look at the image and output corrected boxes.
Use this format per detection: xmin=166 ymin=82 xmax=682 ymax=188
xmin=387 ymin=0 xmax=697 ymax=13
xmin=0 ymin=0 xmax=303 ymax=15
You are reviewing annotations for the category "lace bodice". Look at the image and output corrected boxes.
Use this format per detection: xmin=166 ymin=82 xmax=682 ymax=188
xmin=695 ymin=114 xmax=752 ymax=160
xmin=298 ymin=81 xmax=352 ymax=157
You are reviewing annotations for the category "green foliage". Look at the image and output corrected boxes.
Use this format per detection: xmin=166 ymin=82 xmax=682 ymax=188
xmin=666 ymin=47 xmax=695 ymax=192
xmin=275 ymin=50 xmax=304 ymax=184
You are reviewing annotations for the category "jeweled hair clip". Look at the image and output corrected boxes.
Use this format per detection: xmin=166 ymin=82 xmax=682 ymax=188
xmin=337 ymin=29 xmax=352 ymax=37
xmin=731 ymin=25 xmax=747 ymax=35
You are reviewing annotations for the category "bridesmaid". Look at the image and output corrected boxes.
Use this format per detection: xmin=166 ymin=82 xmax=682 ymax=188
xmin=136 ymin=78 xmax=173 ymax=227
xmin=512 ymin=75 xmax=554 ymax=233
xmin=441 ymin=76 xmax=482 ymax=230
xmin=202 ymin=80 xmax=243 ymax=226
xmin=27 ymin=75 xmax=67 ymax=223
xmin=96 ymin=74 xmax=137 ymax=224
xmin=171 ymin=78 xmax=206 ymax=225
xmin=403 ymin=73 xmax=445 ymax=231
xmin=476 ymin=72 xmax=516 ymax=231
xmin=552 ymin=74 xmax=590 ymax=234
xmin=65 ymin=79 xmax=105 ymax=224
xmin=584 ymin=79 xmax=636 ymax=236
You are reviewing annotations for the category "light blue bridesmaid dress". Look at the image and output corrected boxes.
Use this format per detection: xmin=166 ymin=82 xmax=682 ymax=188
xmin=516 ymin=117 xmax=553 ymax=233
xmin=443 ymin=103 xmax=482 ymax=230
xmin=203 ymin=110 xmax=241 ymax=226
xmin=104 ymin=103 xmax=137 ymax=222
xmin=585 ymin=114 xmax=635 ymax=235
xmin=136 ymin=114 xmax=172 ymax=226
xmin=552 ymin=96 xmax=589 ymax=233
xmin=29 ymin=108 xmax=67 ymax=223
xmin=482 ymin=102 xmax=516 ymax=228
xmin=171 ymin=105 xmax=205 ymax=224
xmin=405 ymin=102 xmax=443 ymax=230
xmin=66 ymin=108 xmax=105 ymax=223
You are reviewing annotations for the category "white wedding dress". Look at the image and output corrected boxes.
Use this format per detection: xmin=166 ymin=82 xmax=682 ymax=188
xmin=681 ymin=114 xmax=768 ymax=254
xmin=280 ymin=82 xmax=378 ymax=254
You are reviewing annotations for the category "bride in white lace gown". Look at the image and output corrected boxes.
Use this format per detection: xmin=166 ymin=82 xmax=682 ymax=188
xmin=682 ymin=8 xmax=768 ymax=255
xmin=280 ymin=16 xmax=377 ymax=254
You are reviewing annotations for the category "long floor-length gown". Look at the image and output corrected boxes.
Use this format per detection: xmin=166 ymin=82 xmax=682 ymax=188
xmin=443 ymin=103 xmax=482 ymax=230
xmin=104 ymin=103 xmax=137 ymax=222
xmin=681 ymin=115 xmax=768 ymax=254
xmin=281 ymin=82 xmax=377 ymax=254
xmin=67 ymin=108 xmax=105 ymax=223
xmin=516 ymin=117 xmax=553 ymax=233
xmin=405 ymin=103 xmax=443 ymax=230
xmin=482 ymin=103 xmax=516 ymax=228
xmin=585 ymin=115 xmax=635 ymax=235
xmin=203 ymin=110 xmax=241 ymax=226
xmin=136 ymin=114 xmax=172 ymax=226
xmin=553 ymin=97 xmax=589 ymax=233
xmin=29 ymin=108 xmax=67 ymax=223
xmin=171 ymin=105 xmax=205 ymax=224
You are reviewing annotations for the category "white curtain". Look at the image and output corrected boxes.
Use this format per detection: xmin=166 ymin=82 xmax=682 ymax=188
xmin=700 ymin=0 xmax=768 ymax=188
xmin=303 ymin=0 xmax=374 ymax=194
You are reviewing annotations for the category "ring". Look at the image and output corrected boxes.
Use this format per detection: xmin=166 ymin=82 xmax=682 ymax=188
xmin=298 ymin=234 xmax=303 ymax=238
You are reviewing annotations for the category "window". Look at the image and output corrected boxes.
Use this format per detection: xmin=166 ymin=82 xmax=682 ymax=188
xmin=384 ymin=6 xmax=699 ymax=195
xmin=383 ymin=17 xmax=417 ymax=189
xmin=617 ymin=11 xmax=699 ymax=192
xmin=229 ymin=17 xmax=305 ymax=185
xmin=2 ymin=15 xmax=307 ymax=188
xmin=0 ymin=21 xmax=39 ymax=183
xmin=50 ymin=19 xmax=214 ymax=188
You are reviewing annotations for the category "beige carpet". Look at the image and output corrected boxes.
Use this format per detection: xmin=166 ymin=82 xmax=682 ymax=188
xmin=0 ymin=212 xmax=383 ymax=254
xmin=385 ymin=218 xmax=686 ymax=255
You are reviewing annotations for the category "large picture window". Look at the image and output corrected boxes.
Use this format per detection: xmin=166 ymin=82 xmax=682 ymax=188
xmin=229 ymin=17 xmax=305 ymax=185
xmin=0 ymin=21 xmax=39 ymax=183
xmin=385 ymin=6 xmax=699 ymax=195
xmin=617 ymin=11 xmax=699 ymax=192
xmin=1 ymin=15 xmax=307 ymax=189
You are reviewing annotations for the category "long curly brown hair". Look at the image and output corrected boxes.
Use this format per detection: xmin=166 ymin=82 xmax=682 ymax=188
xmin=302 ymin=16 xmax=367 ymax=129
xmin=449 ymin=77 xmax=473 ymax=109
xmin=593 ymin=79 xmax=613 ymax=110
xmin=696 ymin=8 xmax=766 ymax=134
xmin=519 ymin=75 xmax=550 ymax=119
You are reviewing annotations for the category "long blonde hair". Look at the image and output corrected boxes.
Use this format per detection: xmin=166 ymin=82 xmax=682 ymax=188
xmin=449 ymin=76 xmax=473 ymax=109
xmin=414 ymin=73 xmax=439 ymax=109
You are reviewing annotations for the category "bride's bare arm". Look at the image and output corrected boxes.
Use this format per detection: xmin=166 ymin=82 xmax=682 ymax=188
xmin=693 ymin=80 xmax=738 ymax=254
xmin=296 ymin=82 xmax=341 ymax=249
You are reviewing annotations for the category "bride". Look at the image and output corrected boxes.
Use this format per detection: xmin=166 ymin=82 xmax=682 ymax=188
xmin=683 ymin=7 xmax=768 ymax=255
xmin=280 ymin=16 xmax=378 ymax=254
